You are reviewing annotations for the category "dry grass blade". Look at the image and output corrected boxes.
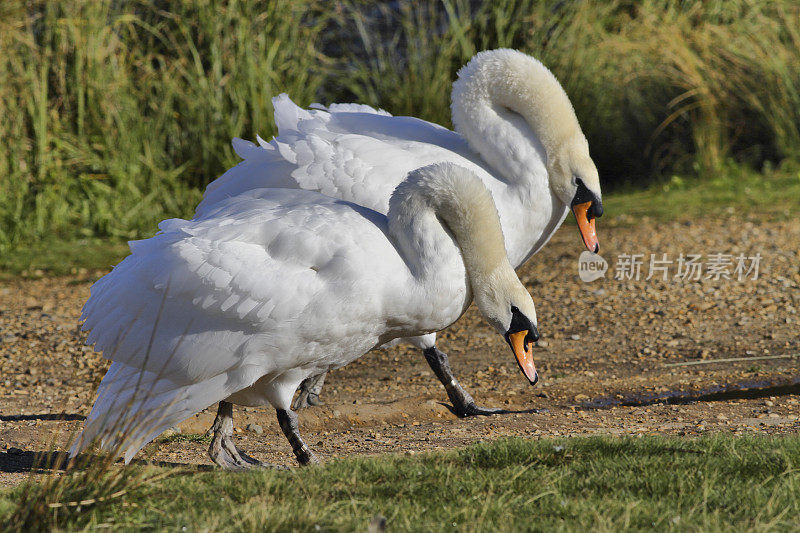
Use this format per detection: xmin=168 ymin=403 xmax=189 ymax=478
xmin=665 ymin=354 xmax=800 ymax=368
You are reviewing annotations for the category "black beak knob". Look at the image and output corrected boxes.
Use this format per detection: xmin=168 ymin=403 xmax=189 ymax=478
xmin=528 ymin=325 xmax=540 ymax=344
xmin=589 ymin=200 xmax=603 ymax=218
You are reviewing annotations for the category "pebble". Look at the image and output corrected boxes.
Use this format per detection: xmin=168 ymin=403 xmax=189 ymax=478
xmin=246 ymin=423 xmax=264 ymax=435
xmin=570 ymin=334 xmax=581 ymax=341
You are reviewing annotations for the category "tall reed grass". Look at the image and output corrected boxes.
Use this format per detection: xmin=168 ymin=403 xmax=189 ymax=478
xmin=338 ymin=0 xmax=800 ymax=179
xmin=1 ymin=0 xmax=798 ymax=250
xmin=0 ymin=0 xmax=328 ymax=248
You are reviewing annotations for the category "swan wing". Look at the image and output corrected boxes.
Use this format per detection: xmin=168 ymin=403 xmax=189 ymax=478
xmin=76 ymin=189 xmax=397 ymax=459
xmin=309 ymin=101 xmax=392 ymax=115
xmin=197 ymin=94 xmax=495 ymax=216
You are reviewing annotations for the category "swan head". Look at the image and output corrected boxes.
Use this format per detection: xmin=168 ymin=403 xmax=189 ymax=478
xmin=451 ymin=48 xmax=604 ymax=253
xmin=548 ymin=133 xmax=604 ymax=253
xmin=393 ymin=161 xmax=542 ymax=385
xmin=474 ymin=268 xmax=540 ymax=385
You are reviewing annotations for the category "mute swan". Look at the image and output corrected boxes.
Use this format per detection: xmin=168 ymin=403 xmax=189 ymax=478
xmin=72 ymin=163 xmax=540 ymax=468
xmin=196 ymin=49 xmax=603 ymax=415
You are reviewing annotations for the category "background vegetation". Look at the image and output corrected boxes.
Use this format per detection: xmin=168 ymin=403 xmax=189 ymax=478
xmin=1 ymin=0 xmax=799 ymax=251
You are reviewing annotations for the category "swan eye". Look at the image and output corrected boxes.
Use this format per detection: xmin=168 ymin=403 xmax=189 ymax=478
xmin=571 ymin=175 xmax=580 ymax=187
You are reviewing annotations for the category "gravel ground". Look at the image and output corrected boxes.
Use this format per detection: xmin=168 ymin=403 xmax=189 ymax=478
xmin=1 ymin=216 xmax=799 ymax=486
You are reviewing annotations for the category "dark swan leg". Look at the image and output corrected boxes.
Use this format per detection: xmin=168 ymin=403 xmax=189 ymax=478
xmin=276 ymin=408 xmax=320 ymax=466
xmin=292 ymin=372 xmax=327 ymax=410
xmin=423 ymin=346 xmax=509 ymax=417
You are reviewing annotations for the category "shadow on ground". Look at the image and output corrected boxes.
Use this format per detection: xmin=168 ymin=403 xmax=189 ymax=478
xmin=0 ymin=448 xmax=214 ymax=475
xmin=0 ymin=413 xmax=84 ymax=422
xmin=584 ymin=378 xmax=800 ymax=409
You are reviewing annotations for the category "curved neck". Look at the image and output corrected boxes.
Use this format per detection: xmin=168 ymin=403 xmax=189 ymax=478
xmin=387 ymin=164 xmax=515 ymax=312
xmin=450 ymin=49 xmax=581 ymax=186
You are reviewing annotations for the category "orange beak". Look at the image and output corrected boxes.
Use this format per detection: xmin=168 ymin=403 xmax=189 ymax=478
xmin=572 ymin=201 xmax=599 ymax=253
xmin=508 ymin=330 xmax=538 ymax=385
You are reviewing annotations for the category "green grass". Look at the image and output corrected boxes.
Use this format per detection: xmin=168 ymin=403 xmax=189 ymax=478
xmin=1 ymin=0 xmax=799 ymax=249
xmin=3 ymin=435 xmax=800 ymax=531
xmin=0 ymin=0 xmax=327 ymax=249
xmin=0 ymin=238 xmax=129 ymax=279
xmin=602 ymin=160 xmax=800 ymax=224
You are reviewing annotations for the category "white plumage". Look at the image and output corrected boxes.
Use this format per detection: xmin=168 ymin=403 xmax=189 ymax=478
xmin=74 ymin=164 xmax=541 ymax=465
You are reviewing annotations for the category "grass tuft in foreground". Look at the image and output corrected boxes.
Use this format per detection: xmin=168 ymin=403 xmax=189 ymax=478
xmin=2 ymin=434 xmax=799 ymax=531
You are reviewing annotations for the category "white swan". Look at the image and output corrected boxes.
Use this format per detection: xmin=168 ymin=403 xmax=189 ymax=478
xmin=72 ymin=163 xmax=540 ymax=467
xmin=197 ymin=49 xmax=603 ymax=415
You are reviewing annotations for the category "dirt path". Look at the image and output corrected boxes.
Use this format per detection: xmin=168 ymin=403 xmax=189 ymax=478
xmin=1 ymin=216 xmax=799 ymax=486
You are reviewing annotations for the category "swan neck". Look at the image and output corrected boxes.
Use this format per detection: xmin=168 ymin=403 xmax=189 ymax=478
xmin=450 ymin=49 xmax=582 ymax=181
xmin=388 ymin=165 xmax=513 ymax=301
